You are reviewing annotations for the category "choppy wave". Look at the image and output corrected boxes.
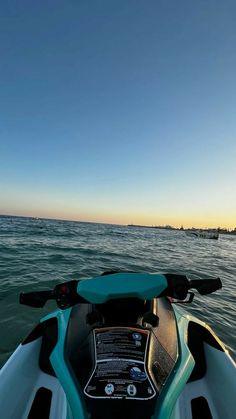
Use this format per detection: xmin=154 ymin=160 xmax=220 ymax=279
xmin=0 ymin=216 xmax=235 ymax=366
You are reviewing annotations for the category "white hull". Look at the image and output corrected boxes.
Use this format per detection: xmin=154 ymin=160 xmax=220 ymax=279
xmin=1 ymin=332 xmax=235 ymax=418
xmin=172 ymin=344 xmax=236 ymax=419
xmin=0 ymin=339 xmax=70 ymax=419
xmin=185 ymin=231 xmax=219 ymax=239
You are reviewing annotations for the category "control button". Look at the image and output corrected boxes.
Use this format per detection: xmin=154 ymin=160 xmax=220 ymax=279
xmin=127 ymin=384 xmax=137 ymax=396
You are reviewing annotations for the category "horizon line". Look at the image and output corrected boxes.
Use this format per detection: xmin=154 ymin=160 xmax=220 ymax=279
xmin=0 ymin=212 xmax=235 ymax=231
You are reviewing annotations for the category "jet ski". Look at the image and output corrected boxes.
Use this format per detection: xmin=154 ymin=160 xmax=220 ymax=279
xmin=0 ymin=271 xmax=235 ymax=419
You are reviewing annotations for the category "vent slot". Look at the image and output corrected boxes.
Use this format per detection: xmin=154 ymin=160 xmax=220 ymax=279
xmin=27 ymin=387 xmax=52 ymax=419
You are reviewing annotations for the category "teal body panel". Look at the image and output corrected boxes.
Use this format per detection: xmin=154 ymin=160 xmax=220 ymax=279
xmin=39 ymin=298 xmax=229 ymax=419
xmin=41 ymin=309 xmax=88 ymax=419
xmin=40 ymin=276 xmax=226 ymax=419
xmin=41 ymin=300 xmax=195 ymax=419
xmin=153 ymin=305 xmax=227 ymax=419
xmin=39 ymin=273 xmax=167 ymax=418
xmin=152 ymin=307 xmax=195 ymax=418
xmin=77 ymin=272 xmax=167 ymax=303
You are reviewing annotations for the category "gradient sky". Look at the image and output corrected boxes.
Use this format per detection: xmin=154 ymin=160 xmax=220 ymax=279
xmin=1 ymin=1 xmax=236 ymax=228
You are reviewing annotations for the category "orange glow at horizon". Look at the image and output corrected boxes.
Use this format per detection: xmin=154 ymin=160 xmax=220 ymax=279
xmin=4 ymin=208 xmax=235 ymax=230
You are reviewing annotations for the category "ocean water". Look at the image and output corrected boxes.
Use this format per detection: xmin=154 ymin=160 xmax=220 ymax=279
xmin=0 ymin=215 xmax=235 ymax=367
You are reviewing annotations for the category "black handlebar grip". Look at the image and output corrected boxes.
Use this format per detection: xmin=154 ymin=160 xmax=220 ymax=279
xmin=189 ymin=278 xmax=222 ymax=295
xmin=19 ymin=290 xmax=54 ymax=308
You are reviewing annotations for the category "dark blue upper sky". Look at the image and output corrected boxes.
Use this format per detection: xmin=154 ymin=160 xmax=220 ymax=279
xmin=1 ymin=1 xmax=236 ymax=227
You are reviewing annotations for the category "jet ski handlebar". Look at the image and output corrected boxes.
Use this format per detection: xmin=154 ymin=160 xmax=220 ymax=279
xmin=19 ymin=281 xmax=87 ymax=309
xmin=19 ymin=273 xmax=222 ymax=309
xmin=162 ymin=274 xmax=222 ymax=300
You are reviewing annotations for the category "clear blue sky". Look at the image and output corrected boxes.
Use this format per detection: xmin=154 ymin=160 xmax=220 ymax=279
xmin=1 ymin=0 xmax=236 ymax=227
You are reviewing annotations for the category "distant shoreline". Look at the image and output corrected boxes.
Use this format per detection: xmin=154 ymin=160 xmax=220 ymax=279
xmin=127 ymin=224 xmax=236 ymax=235
xmin=0 ymin=214 xmax=235 ymax=234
